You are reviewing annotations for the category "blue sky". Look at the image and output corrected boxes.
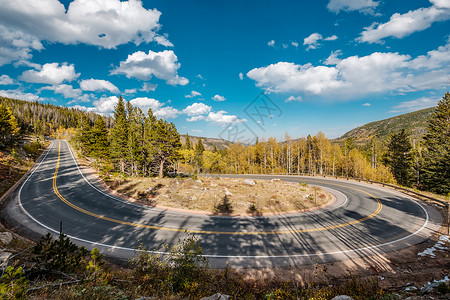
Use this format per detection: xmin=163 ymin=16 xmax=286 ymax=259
xmin=0 ymin=0 xmax=449 ymax=142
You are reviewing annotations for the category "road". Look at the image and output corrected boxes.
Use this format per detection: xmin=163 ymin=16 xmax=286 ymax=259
xmin=2 ymin=140 xmax=442 ymax=268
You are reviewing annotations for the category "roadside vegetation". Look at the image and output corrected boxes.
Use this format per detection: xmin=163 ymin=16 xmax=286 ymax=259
xmin=5 ymin=231 xmax=448 ymax=299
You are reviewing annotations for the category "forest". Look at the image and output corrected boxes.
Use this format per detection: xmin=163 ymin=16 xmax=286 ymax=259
xmin=0 ymin=92 xmax=449 ymax=195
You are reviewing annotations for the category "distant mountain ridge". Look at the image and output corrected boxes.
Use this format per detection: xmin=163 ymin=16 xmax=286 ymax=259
xmin=180 ymin=134 xmax=233 ymax=150
xmin=336 ymin=107 xmax=435 ymax=142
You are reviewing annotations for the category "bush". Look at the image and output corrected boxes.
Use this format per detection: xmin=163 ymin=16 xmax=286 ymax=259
xmin=0 ymin=266 xmax=28 ymax=298
xmin=22 ymin=140 xmax=41 ymax=156
xmin=32 ymin=232 xmax=88 ymax=272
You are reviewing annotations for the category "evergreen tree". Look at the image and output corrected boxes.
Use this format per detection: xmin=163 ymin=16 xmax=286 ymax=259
xmin=128 ymin=107 xmax=145 ymax=176
xmin=422 ymin=93 xmax=450 ymax=194
xmin=110 ymin=96 xmax=128 ymax=173
xmin=149 ymin=119 xmax=182 ymax=178
xmin=194 ymin=138 xmax=205 ymax=171
xmin=384 ymin=129 xmax=414 ymax=186
xmin=184 ymin=134 xmax=192 ymax=150
xmin=78 ymin=114 xmax=92 ymax=156
xmin=90 ymin=116 xmax=109 ymax=159
xmin=0 ymin=104 xmax=20 ymax=149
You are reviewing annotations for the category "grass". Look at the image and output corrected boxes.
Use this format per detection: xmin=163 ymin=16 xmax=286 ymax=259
xmin=104 ymin=176 xmax=332 ymax=215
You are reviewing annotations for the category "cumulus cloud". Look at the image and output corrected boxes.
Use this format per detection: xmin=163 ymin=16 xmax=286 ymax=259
xmin=0 ymin=75 xmax=14 ymax=85
xmin=285 ymin=96 xmax=302 ymax=102
xmin=291 ymin=41 xmax=299 ymax=47
xmin=111 ymin=50 xmax=188 ymax=85
xmin=141 ymin=82 xmax=158 ymax=92
xmin=185 ymin=91 xmax=201 ymax=98
xmin=183 ymin=102 xmax=211 ymax=116
xmin=247 ymin=39 xmax=450 ymax=99
xmin=0 ymin=24 xmax=43 ymax=66
xmin=0 ymin=88 xmax=41 ymax=101
xmin=267 ymin=40 xmax=275 ymax=47
xmin=20 ymin=62 xmax=79 ymax=85
xmin=304 ymin=33 xmax=338 ymax=50
xmin=390 ymin=97 xmax=438 ymax=113
xmin=359 ymin=0 xmax=450 ymax=43
xmin=327 ymin=0 xmax=380 ymax=14
xmin=153 ymin=106 xmax=179 ymax=119
xmin=0 ymin=0 xmax=168 ymax=62
xmin=205 ymin=111 xmax=242 ymax=126
xmin=212 ymin=94 xmax=226 ymax=101
xmin=324 ymin=50 xmax=343 ymax=65
xmin=363 ymin=102 xmax=371 ymax=106
xmin=239 ymin=72 xmax=244 ymax=80
xmin=79 ymin=79 xmax=119 ymax=93
xmin=41 ymin=84 xmax=82 ymax=98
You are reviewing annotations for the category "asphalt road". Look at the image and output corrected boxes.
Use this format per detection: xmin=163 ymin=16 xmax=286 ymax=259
xmin=3 ymin=140 xmax=442 ymax=268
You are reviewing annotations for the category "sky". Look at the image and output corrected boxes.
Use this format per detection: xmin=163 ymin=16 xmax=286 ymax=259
xmin=0 ymin=0 xmax=449 ymax=143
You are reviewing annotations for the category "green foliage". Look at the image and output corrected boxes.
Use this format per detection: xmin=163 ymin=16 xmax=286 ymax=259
xmin=110 ymin=96 xmax=128 ymax=173
xmin=422 ymin=92 xmax=450 ymax=195
xmin=86 ymin=248 xmax=108 ymax=284
xmin=32 ymin=232 xmax=88 ymax=272
xmin=0 ymin=104 xmax=21 ymax=149
xmin=384 ymin=129 xmax=414 ymax=186
xmin=22 ymin=140 xmax=41 ymax=156
xmin=0 ymin=266 xmax=28 ymax=299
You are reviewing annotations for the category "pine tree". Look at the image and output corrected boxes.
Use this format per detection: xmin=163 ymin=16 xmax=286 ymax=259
xmin=78 ymin=114 xmax=92 ymax=156
xmin=110 ymin=96 xmax=128 ymax=173
xmin=149 ymin=119 xmax=182 ymax=178
xmin=384 ymin=129 xmax=414 ymax=186
xmin=128 ymin=107 xmax=145 ymax=176
xmin=184 ymin=134 xmax=192 ymax=150
xmin=194 ymin=138 xmax=205 ymax=171
xmin=0 ymin=104 xmax=20 ymax=149
xmin=422 ymin=92 xmax=450 ymax=195
xmin=90 ymin=116 xmax=109 ymax=159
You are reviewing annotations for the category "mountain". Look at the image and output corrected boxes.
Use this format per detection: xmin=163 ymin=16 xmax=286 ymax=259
xmin=336 ymin=107 xmax=435 ymax=142
xmin=180 ymin=134 xmax=233 ymax=150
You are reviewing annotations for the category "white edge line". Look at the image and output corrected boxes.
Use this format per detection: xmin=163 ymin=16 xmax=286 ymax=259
xmin=17 ymin=140 xmax=432 ymax=259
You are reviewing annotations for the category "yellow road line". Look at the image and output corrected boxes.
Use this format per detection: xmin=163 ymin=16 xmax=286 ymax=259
xmin=52 ymin=142 xmax=383 ymax=235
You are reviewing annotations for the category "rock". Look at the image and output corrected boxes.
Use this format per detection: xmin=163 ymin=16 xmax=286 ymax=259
xmin=271 ymin=178 xmax=281 ymax=182
xmin=210 ymin=183 xmax=217 ymax=187
xmin=196 ymin=179 xmax=202 ymax=184
xmin=331 ymin=296 xmax=354 ymax=300
xmin=0 ymin=232 xmax=13 ymax=244
xmin=0 ymin=251 xmax=12 ymax=266
xmin=224 ymin=188 xmax=233 ymax=196
xmin=200 ymin=293 xmax=231 ymax=300
xmin=244 ymin=179 xmax=255 ymax=186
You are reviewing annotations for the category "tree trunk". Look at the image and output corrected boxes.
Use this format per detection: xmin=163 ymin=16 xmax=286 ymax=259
xmin=159 ymin=158 xmax=165 ymax=178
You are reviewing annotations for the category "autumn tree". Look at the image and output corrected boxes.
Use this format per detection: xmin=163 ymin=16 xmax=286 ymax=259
xmin=0 ymin=104 xmax=20 ymax=149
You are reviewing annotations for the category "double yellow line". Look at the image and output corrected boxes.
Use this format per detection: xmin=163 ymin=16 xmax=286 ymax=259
xmin=52 ymin=142 xmax=383 ymax=235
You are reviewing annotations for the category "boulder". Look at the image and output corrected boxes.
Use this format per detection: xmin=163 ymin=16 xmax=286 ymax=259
xmin=0 ymin=232 xmax=13 ymax=244
xmin=200 ymin=293 xmax=231 ymax=300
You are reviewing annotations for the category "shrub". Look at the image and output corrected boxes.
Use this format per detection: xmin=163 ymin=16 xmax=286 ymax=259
xmin=0 ymin=266 xmax=28 ymax=298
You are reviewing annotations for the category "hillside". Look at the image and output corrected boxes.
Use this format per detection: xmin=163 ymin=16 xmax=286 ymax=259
xmin=336 ymin=107 xmax=435 ymax=142
xmin=180 ymin=134 xmax=233 ymax=150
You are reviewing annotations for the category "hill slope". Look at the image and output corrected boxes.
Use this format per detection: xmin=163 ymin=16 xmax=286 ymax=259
xmin=336 ymin=107 xmax=435 ymax=142
xmin=180 ymin=134 xmax=232 ymax=150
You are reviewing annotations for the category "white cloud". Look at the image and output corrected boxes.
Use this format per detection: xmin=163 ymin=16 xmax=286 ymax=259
xmin=154 ymin=34 xmax=174 ymax=47
xmin=154 ymin=106 xmax=179 ymax=119
xmin=212 ymin=94 xmax=226 ymax=101
xmin=92 ymin=96 xmax=119 ymax=115
xmin=303 ymin=33 xmax=322 ymax=50
xmin=304 ymin=33 xmax=337 ymax=50
xmin=267 ymin=40 xmax=275 ymax=47
xmin=111 ymin=50 xmax=188 ymax=85
xmin=186 ymin=115 xmax=205 ymax=122
xmin=20 ymin=62 xmax=79 ymax=85
xmin=363 ymin=102 xmax=371 ymax=106
xmin=0 ymin=24 xmax=43 ymax=66
xmin=129 ymin=97 xmax=163 ymax=112
xmin=285 ymin=96 xmax=302 ymax=102
xmin=247 ymin=39 xmax=450 ymax=99
xmin=183 ymin=102 xmax=211 ymax=116
xmin=327 ymin=0 xmax=380 ymax=14
xmin=205 ymin=110 xmax=242 ymax=126
xmin=141 ymin=82 xmax=158 ymax=92
xmin=324 ymin=50 xmax=343 ymax=65
xmin=124 ymin=88 xmax=137 ymax=94
xmin=0 ymin=88 xmax=41 ymax=101
xmin=0 ymin=75 xmax=14 ymax=85
xmin=41 ymin=84 xmax=82 ymax=98
xmin=291 ymin=41 xmax=299 ymax=47
xmin=80 ymin=79 xmax=119 ymax=93
xmin=0 ymin=0 xmax=168 ymax=55
xmin=185 ymin=91 xmax=201 ymax=98
xmin=324 ymin=35 xmax=338 ymax=41
xmin=359 ymin=1 xmax=450 ymax=43
xmin=239 ymin=72 xmax=244 ymax=80
xmin=390 ymin=97 xmax=438 ymax=113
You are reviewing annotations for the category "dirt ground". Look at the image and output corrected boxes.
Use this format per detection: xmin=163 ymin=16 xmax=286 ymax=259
xmin=103 ymin=176 xmax=332 ymax=215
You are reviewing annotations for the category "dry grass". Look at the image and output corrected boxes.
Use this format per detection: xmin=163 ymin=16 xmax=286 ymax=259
xmin=104 ymin=176 xmax=332 ymax=215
